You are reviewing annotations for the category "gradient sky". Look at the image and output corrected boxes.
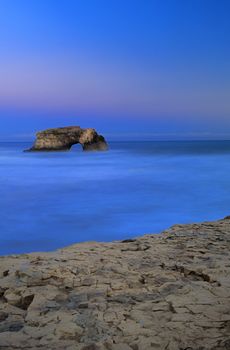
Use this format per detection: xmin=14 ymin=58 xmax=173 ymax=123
xmin=0 ymin=0 xmax=230 ymax=140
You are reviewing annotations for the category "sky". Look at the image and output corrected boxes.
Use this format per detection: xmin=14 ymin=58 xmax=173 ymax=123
xmin=0 ymin=0 xmax=229 ymax=140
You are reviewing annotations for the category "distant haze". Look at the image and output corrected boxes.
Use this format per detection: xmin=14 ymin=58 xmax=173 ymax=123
xmin=0 ymin=0 xmax=229 ymax=140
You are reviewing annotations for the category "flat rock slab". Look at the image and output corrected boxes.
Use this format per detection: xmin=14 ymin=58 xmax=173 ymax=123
xmin=0 ymin=218 xmax=230 ymax=349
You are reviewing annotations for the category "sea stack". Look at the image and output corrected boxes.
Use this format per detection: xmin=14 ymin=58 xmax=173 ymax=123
xmin=26 ymin=126 xmax=108 ymax=152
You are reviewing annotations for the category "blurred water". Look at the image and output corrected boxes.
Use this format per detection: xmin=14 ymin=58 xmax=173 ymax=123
xmin=0 ymin=140 xmax=230 ymax=255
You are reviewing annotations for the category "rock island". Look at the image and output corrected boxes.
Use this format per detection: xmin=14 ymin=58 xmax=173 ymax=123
xmin=26 ymin=126 xmax=108 ymax=152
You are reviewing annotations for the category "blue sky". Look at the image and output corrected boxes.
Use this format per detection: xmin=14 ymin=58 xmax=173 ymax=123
xmin=0 ymin=0 xmax=229 ymax=140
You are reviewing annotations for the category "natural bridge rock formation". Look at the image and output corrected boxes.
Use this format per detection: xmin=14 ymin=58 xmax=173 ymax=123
xmin=26 ymin=126 xmax=108 ymax=152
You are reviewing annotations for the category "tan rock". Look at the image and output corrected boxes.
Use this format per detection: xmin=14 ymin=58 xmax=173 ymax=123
xmin=0 ymin=217 xmax=229 ymax=349
xmin=26 ymin=126 xmax=108 ymax=152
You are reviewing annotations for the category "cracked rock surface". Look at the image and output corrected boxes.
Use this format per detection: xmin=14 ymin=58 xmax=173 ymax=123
xmin=0 ymin=217 xmax=230 ymax=350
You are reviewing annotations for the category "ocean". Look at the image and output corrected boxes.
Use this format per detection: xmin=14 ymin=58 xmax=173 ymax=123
xmin=1 ymin=140 xmax=230 ymax=255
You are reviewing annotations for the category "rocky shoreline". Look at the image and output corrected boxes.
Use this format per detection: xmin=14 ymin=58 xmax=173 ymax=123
xmin=0 ymin=217 xmax=230 ymax=350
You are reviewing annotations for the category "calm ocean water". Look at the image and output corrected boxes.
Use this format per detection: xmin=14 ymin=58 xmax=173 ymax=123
xmin=0 ymin=140 xmax=230 ymax=255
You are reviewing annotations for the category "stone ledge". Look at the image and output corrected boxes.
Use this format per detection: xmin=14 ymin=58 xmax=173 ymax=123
xmin=0 ymin=217 xmax=230 ymax=350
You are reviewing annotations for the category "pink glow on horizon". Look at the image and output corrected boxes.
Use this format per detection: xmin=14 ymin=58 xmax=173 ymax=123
xmin=0 ymin=54 xmax=229 ymax=119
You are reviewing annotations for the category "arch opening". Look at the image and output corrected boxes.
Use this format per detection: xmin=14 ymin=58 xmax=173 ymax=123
xmin=70 ymin=143 xmax=83 ymax=152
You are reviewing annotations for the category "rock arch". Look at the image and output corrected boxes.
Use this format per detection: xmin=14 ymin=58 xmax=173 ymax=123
xmin=26 ymin=126 xmax=108 ymax=152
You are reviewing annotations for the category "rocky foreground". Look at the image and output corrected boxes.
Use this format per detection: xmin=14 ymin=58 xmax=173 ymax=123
xmin=0 ymin=218 xmax=230 ymax=350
